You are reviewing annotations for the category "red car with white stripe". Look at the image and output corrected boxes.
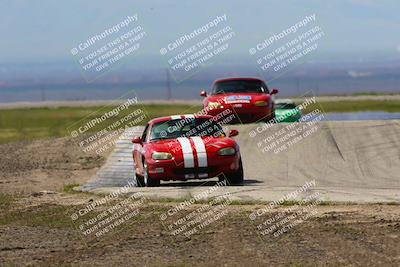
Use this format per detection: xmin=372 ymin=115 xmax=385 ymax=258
xmin=132 ymin=114 xmax=243 ymax=187
xmin=200 ymin=77 xmax=278 ymax=123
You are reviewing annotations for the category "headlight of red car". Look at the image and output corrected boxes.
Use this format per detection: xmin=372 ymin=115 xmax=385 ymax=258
xmin=152 ymin=152 xmax=173 ymax=160
xmin=217 ymin=147 xmax=236 ymax=156
xmin=254 ymin=101 xmax=268 ymax=106
xmin=207 ymin=102 xmax=223 ymax=109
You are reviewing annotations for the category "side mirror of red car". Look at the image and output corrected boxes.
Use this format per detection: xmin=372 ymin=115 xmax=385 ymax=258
xmin=200 ymin=90 xmax=207 ymax=97
xmin=228 ymin=129 xmax=239 ymax=137
xmin=131 ymin=136 xmax=142 ymax=144
xmin=271 ymin=88 xmax=279 ymax=95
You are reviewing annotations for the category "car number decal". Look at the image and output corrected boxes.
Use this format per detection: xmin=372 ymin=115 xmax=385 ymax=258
xmin=225 ymin=95 xmax=251 ymax=103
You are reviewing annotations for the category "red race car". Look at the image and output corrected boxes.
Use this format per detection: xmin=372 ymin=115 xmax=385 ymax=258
xmin=200 ymin=77 xmax=278 ymax=123
xmin=131 ymin=114 xmax=243 ymax=187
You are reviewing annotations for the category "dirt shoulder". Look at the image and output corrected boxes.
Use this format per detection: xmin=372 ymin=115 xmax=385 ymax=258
xmin=0 ymin=137 xmax=104 ymax=195
xmin=0 ymin=193 xmax=399 ymax=267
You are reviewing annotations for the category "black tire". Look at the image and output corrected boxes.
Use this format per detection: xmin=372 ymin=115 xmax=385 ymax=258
xmin=263 ymin=110 xmax=275 ymax=123
xmin=135 ymin=173 xmax=145 ymax=187
xmin=223 ymin=158 xmax=244 ymax=185
xmin=143 ymin=160 xmax=160 ymax=187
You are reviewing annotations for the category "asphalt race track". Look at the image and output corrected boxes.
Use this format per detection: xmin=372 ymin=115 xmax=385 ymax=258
xmin=79 ymin=120 xmax=400 ymax=203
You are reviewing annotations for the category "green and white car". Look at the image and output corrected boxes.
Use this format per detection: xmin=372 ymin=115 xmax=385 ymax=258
xmin=274 ymin=99 xmax=301 ymax=122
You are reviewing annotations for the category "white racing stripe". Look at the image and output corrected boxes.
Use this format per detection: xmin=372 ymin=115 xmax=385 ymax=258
xmin=171 ymin=115 xmax=181 ymax=120
xmin=191 ymin=136 xmax=208 ymax=167
xmin=177 ymin=137 xmax=194 ymax=168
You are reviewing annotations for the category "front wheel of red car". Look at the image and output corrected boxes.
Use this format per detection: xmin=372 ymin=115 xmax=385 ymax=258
xmin=219 ymin=158 xmax=244 ymax=185
xmin=135 ymin=172 xmax=145 ymax=187
xmin=263 ymin=110 xmax=276 ymax=123
xmin=143 ymin=160 xmax=160 ymax=187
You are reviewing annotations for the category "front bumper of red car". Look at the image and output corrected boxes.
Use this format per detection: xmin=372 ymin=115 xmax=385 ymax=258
xmin=146 ymin=154 xmax=241 ymax=181
xmin=206 ymin=105 xmax=273 ymax=123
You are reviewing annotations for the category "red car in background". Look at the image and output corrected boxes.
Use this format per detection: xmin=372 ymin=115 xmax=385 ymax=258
xmin=200 ymin=77 xmax=278 ymax=123
xmin=132 ymin=114 xmax=243 ymax=187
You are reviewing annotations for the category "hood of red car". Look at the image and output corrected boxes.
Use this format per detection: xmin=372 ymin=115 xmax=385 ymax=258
xmin=147 ymin=136 xmax=237 ymax=155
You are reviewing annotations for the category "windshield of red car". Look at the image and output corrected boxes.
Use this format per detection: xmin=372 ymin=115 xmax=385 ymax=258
xmin=149 ymin=118 xmax=225 ymax=141
xmin=212 ymin=80 xmax=267 ymax=94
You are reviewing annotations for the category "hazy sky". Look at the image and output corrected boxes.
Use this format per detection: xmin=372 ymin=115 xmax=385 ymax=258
xmin=1 ymin=0 xmax=400 ymax=63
